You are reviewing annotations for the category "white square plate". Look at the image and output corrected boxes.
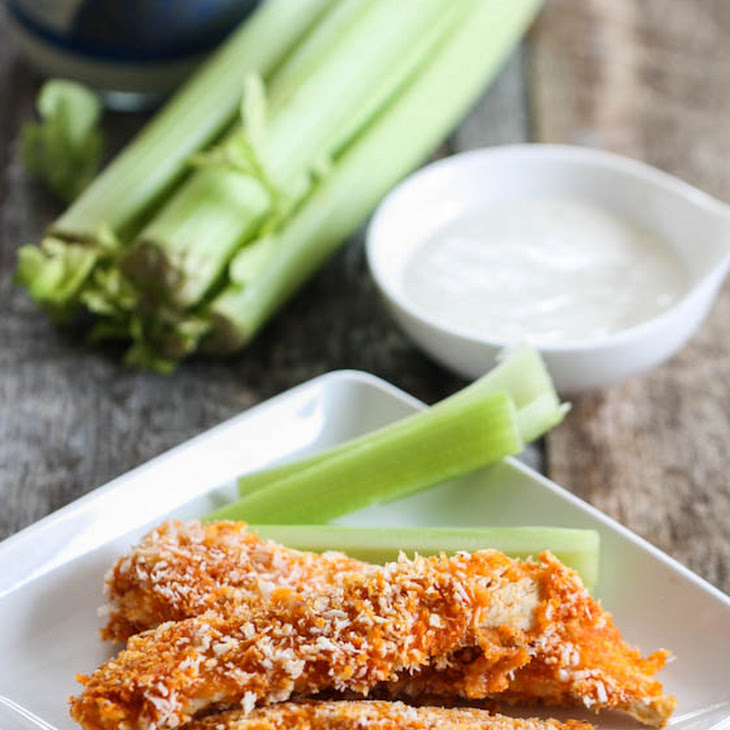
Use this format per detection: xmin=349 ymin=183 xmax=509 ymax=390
xmin=0 ymin=371 xmax=728 ymax=730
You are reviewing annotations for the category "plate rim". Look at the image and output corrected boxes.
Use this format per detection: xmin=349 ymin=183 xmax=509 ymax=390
xmin=0 ymin=369 xmax=412 ymax=556
xmin=1 ymin=369 xmax=728 ymax=730
xmin=1 ymin=368 xmax=727 ymax=611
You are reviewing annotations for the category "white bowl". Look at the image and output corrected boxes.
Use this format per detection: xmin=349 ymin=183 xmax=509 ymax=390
xmin=366 ymin=145 xmax=730 ymax=392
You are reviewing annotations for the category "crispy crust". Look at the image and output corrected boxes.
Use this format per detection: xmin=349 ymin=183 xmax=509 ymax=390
xmin=387 ymin=553 xmax=676 ymax=726
xmin=102 ymin=521 xmax=367 ymax=642
xmin=72 ymin=550 xmax=541 ymax=730
xmin=83 ymin=522 xmax=675 ymax=729
xmin=186 ymin=700 xmax=594 ymax=730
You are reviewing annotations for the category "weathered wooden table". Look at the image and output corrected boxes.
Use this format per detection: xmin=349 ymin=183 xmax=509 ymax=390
xmin=1 ymin=1 xmax=728 ymax=592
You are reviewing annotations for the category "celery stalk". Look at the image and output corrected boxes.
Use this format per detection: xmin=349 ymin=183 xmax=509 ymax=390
xmin=267 ymin=0 xmax=372 ymax=107
xmin=121 ymin=170 xmax=271 ymax=308
xmin=128 ymin=0 xmax=469 ymax=311
xmin=249 ymin=524 xmax=600 ymax=588
xmin=206 ymin=0 xmax=543 ymax=354
xmin=55 ymin=0 xmax=332 ymax=242
xmin=16 ymin=0 xmax=544 ymax=369
xmin=263 ymin=0 xmax=466 ymax=193
xmin=236 ymin=347 xmax=563 ymax=498
xmin=205 ymin=392 xmax=523 ymax=524
xmin=517 ymin=393 xmax=571 ymax=444
xmin=15 ymin=0 xmax=333 ymax=313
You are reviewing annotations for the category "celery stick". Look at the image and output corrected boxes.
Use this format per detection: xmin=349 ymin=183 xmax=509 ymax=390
xmin=236 ymin=347 xmax=562 ymax=498
xmin=517 ymin=393 xmax=571 ymax=444
xmin=131 ymin=0 xmax=468 ymax=310
xmin=218 ymin=0 xmax=472 ymax=293
xmin=249 ymin=524 xmax=600 ymax=588
xmin=15 ymin=238 xmax=98 ymax=315
xmin=229 ymin=235 xmax=278 ymax=287
xmin=207 ymin=0 xmax=544 ymax=354
xmin=205 ymin=392 xmax=523 ymax=524
xmin=454 ymin=346 xmax=559 ymax=413
xmin=121 ymin=170 xmax=271 ymax=307
xmin=264 ymin=0 xmax=466 ymax=192
xmin=268 ymin=0 xmax=371 ymax=107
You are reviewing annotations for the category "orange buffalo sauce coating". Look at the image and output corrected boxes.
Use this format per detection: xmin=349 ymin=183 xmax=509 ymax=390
xmin=102 ymin=520 xmax=368 ymax=642
xmin=186 ymin=700 xmax=593 ymax=730
xmin=389 ymin=553 xmax=675 ymax=727
xmin=76 ymin=522 xmax=675 ymax=730
xmin=73 ymin=550 xmax=539 ymax=730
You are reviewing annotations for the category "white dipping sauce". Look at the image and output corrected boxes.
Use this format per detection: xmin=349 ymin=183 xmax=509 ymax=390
xmin=402 ymin=198 xmax=688 ymax=344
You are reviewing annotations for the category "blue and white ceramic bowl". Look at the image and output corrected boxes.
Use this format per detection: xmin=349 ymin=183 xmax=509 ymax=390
xmin=7 ymin=0 xmax=259 ymax=108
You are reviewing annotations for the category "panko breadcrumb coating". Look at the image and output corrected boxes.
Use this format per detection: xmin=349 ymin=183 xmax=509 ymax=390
xmin=185 ymin=700 xmax=594 ymax=730
xmin=385 ymin=552 xmax=675 ymax=727
xmin=102 ymin=520 xmax=368 ymax=642
xmin=74 ymin=550 xmax=529 ymax=729
xmin=99 ymin=521 xmax=675 ymax=727
xmin=72 ymin=544 xmax=674 ymax=730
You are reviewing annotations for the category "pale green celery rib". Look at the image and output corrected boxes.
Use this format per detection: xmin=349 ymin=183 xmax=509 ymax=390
xmin=206 ymin=0 xmax=544 ymax=351
xmin=457 ymin=346 xmax=558 ymax=413
xmin=267 ymin=0 xmax=372 ymax=107
xmin=263 ymin=0 xmax=469 ymax=188
xmin=517 ymin=393 xmax=571 ymax=444
xmin=234 ymin=347 xmax=562 ymax=499
xmin=222 ymin=0 xmax=471 ymax=291
xmin=132 ymin=0 xmax=467 ymax=310
xmin=205 ymin=392 xmax=523 ymax=524
xmin=229 ymin=235 xmax=277 ymax=287
xmin=249 ymin=524 xmax=600 ymax=589
xmin=52 ymin=0 xmax=333 ymax=242
xmin=123 ymin=170 xmax=270 ymax=306
xmin=14 ymin=239 xmax=99 ymax=314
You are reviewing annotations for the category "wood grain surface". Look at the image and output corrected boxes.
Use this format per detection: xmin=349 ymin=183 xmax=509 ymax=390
xmin=531 ymin=0 xmax=730 ymax=591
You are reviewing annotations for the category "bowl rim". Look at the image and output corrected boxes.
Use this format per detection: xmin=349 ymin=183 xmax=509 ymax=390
xmin=365 ymin=143 xmax=730 ymax=355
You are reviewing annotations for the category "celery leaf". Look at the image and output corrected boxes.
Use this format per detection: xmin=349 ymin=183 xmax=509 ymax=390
xmin=22 ymin=79 xmax=103 ymax=202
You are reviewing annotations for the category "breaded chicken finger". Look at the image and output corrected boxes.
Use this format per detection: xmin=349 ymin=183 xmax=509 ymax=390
xmin=102 ymin=520 xmax=368 ymax=642
xmin=98 ymin=522 xmax=675 ymax=727
xmin=186 ymin=700 xmax=593 ymax=730
xmin=72 ymin=550 xmax=541 ymax=730
xmin=386 ymin=553 xmax=675 ymax=727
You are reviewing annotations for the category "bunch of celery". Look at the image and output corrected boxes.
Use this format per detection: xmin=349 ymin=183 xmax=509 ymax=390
xmin=16 ymin=0 xmax=543 ymax=370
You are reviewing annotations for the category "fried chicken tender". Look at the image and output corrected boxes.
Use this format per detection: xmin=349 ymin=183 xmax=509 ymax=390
xmin=72 ymin=550 xmax=545 ymax=730
xmin=386 ymin=553 xmax=675 ymax=727
xmin=102 ymin=521 xmax=367 ymax=642
xmin=96 ymin=521 xmax=675 ymax=728
xmin=185 ymin=700 xmax=593 ymax=730
xmin=72 ymin=547 xmax=675 ymax=730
